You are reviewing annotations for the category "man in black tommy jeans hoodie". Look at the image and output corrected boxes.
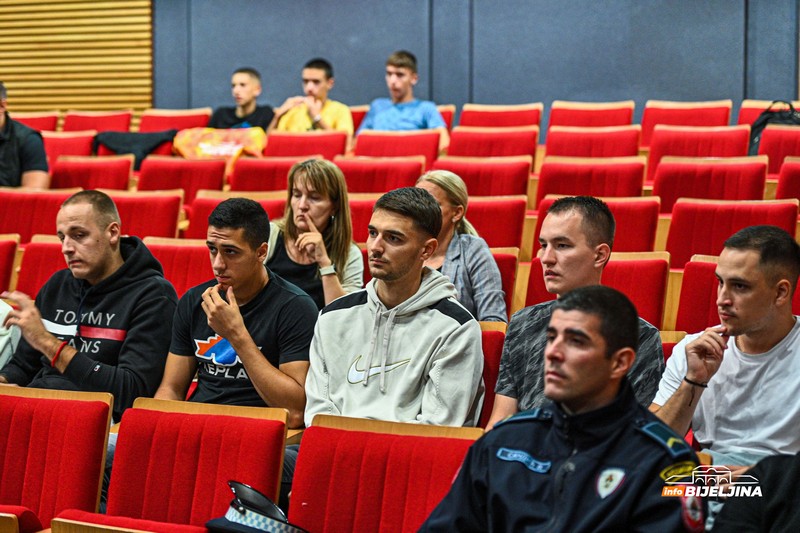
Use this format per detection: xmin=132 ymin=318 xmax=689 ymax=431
xmin=0 ymin=190 xmax=177 ymax=422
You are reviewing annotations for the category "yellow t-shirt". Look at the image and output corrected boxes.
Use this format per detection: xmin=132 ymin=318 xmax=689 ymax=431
xmin=276 ymin=99 xmax=354 ymax=135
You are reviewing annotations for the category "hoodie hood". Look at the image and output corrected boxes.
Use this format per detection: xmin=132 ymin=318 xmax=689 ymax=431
xmin=74 ymin=236 xmax=165 ymax=296
xmin=362 ymin=268 xmax=458 ymax=391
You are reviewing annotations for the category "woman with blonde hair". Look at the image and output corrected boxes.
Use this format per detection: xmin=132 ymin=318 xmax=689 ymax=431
xmin=416 ymin=169 xmax=507 ymax=322
xmin=267 ymin=158 xmax=363 ymax=309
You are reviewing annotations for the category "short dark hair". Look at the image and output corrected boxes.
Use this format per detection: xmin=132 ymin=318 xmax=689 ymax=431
xmin=724 ymin=225 xmax=800 ymax=293
xmin=386 ymin=50 xmax=418 ymax=73
xmin=547 ymin=196 xmax=615 ymax=249
xmin=303 ymin=58 xmax=333 ymax=79
xmin=208 ymin=198 xmax=270 ymax=251
xmin=62 ymin=190 xmax=120 ymax=228
xmin=0 ymin=81 xmax=6 ymax=101
xmin=233 ymin=67 xmax=262 ymax=83
xmin=553 ymin=285 xmax=639 ymax=357
xmin=374 ymin=187 xmax=441 ymax=239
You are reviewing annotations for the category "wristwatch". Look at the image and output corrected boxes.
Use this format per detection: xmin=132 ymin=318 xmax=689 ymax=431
xmin=319 ymin=264 xmax=336 ymax=276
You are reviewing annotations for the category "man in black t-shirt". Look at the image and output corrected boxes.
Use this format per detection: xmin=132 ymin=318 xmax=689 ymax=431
xmin=0 ymin=81 xmax=48 ymax=188
xmin=154 ymin=198 xmax=317 ymax=429
xmin=208 ymin=67 xmax=275 ymax=132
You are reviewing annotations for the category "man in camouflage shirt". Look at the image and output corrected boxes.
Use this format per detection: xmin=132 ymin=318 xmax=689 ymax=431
xmin=485 ymin=196 xmax=664 ymax=429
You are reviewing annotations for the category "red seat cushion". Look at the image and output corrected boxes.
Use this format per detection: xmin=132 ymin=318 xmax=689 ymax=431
xmin=56 ymin=509 xmax=206 ymax=533
xmin=0 ymin=505 xmax=43 ymax=533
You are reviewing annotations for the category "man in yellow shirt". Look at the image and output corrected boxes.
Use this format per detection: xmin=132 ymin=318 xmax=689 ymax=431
xmin=268 ymin=58 xmax=353 ymax=140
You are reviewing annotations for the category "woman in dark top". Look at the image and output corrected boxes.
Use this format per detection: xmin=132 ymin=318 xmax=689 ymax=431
xmin=266 ymin=158 xmax=362 ymax=309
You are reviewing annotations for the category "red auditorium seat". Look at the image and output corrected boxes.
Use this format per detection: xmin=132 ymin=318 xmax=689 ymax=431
xmin=640 ymin=99 xmax=732 ymax=149
xmin=41 ymin=130 xmax=97 ymax=165
xmin=229 ymin=155 xmax=320 ymax=192
xmin=137 ymin=156 xmax=226 ymax=205
xmin=459 ymin=103 xmax=543 ymax=128
xmin=143 ymin=237 xmax=210 ymax=297
xmin=652 ymin=156 xmax=768 ymax=213
xmin=186 ymin=191 xmax=285 ymax=239
xmin=289 ymin=415 xmax=482 ymax=533
xmin=541 ymin=203 xmax=656 ymax=256
xmin=105 ymin=189 xmax=184 ymax=239
xmin=447 ymin=126 xmax=539 ymax=160
xmin=138 ymin=107 xmax=212 ymax=132
xmin=437 ymin=104 xmax=456 ymax=131
xmin=525 ymin=252 xmax=670 ymax=328
xmin=758 ymin=124 xmax=800 ymax=180
xmin=479 ymin=323 xmax=506 ymax=427
xmin=535 ymin=156 xmax=646 ymax=207
xmin=14 ymin=238 xmax=63 ymax=297
xmin=0 ymin=188 xmax=78 ymax=243
xmin=674 ymin=256 xmax=720 ymax=334
xmin=660 ymin=331 xmax=687 ymax=363
xmin=431 ymin=155 xmax=532 ymax=197
xmin=52 ymin=398 xmax=287 ymax=533
xmin=354 ymin=130 xmax=441 ymax=170
xmin=11 ymin=111 xmax=59 ymax=132
xmin=50 ymin=155 xmax=134 ymax=190
xmin=544 ymin=125 xmax=641 ymax=158
xmin=349 ymin=193 xmax=381 ymax=243
xmin=547 ymin=100 xmax=635 ymax=128
xmin=775 ymin=156 xmax=800 ymax=200
xmin=491 ymin=248 xmax=518 ymax=319
xmin=0 ymin=387 xmax=112 ymax=533
xmin=264 ymin=130 xmax=348 ymax=160
xmin=468 ymin=196 xmax=527 ymax=249
xmin=0 ymin=235 xmax=18 ymax=293
xmin=665 ymin=199 xmax=798 ymax=269
xmin=62 ymin=110 xmax=132 ymax=132
xmin=646 ymin=124 xmax=751 ymax=183
xmin=333 ymin=155 xmax=425 ymax=193
xmin=737 ymin=99 xmax=800 ymax=126
xmin=350 ymin=104 xmax=369 ymax=132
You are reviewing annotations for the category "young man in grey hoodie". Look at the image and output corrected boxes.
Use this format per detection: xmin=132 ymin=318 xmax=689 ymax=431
xmin=304 ymin=186 xmax=485 ymax=427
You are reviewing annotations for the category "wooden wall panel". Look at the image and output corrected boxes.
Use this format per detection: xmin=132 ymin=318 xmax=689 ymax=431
xmin=0 ymin=0 xmax=152 ymax=127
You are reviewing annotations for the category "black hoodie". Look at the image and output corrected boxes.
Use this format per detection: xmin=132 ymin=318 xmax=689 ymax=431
xmin=0 ymin=236 xmax=177 ymax=421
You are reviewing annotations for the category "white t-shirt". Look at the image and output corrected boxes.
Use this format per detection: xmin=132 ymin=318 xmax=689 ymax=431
xmin=653 ymin=318 xmax=800 ymax=464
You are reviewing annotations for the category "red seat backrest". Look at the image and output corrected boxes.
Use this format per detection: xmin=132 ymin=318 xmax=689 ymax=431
xmin=775 ymin=157 xmax=800 ymax=200
xmin=354 ymin=131 xmax=441 ymax=170
xmin=12 ymin=112 xmax=59 ymax=132
xmin=290 ymin=426 xmax=474 ymax=533
xmin=652 ymin=156 xmax=768 ymax=213
xmin=468 ymin=196 xmax=527 ymax=248
xmin=62 ymin=111 xmax=132 ymax=133
xmin=109 ymin=193 xmax=183 ymax=239
xmin=0 ymin=190 xmax=75 ymax=243
xmin=0 ymin=393 xmax=110 ymax=529
xmin=758 ymin=125 xmax=800 ymax=176
xmin=536 ymin=157 xmax=645 ymax=206
xmin=675 ymin=260 xmax=719 ymax=333
xmin=0 ymin=238 xmax=17 ymax=293
xmin=646 ymin=125 xmax=751 ymax=183
xmin=547 ymin=101 xmax=634 ymax=128
xmin=185 ymin=197 xmax=286 ymax=239
xmin=107 ymin=409 xmax=285 ymax=525
xmin=479 ymin=329 xmax=505 ymax=428
xmin=666 ymin=199 xmax=798 ymax=269
xmin=459 ymin=104 xmax=542 ymax=128
xmin=544 ymin=125 xmax=640 ymax=157
xmin=447 ymin=126 xmax=539 ymax=159
xmin=42 ymin=131 xmax=96 ymax=165
xmin=349 ymin=196 xmax=379 ymax=243
xmin=491 ymin=251 xmax=517 ymax=319
xmin=51 ymin=156 xmax=132 ymax=190
xmin=138 ymin=110 xmax=211 ymax=132
xmin=640 ymin=100 xmax=732 ymax=148
xmin=263 ymin=131 xmax=347 ymax=160
xmin=138 ymin=157 xmax=226 ymax=204
xmin=334 ymin=156 xmax=424 ymax=193
xmin=15 ymin=241 xmax=64 ymax=297
xmin=431 ymin=156 xmax=531 ymax=197
xmin=145 ymin=243 xmax=210 ymax=297
xmin=229 ymin=156 xmax=314 ymax=192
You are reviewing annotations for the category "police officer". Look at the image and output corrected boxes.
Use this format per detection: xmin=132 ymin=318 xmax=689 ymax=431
xmin=420 ymin=286 xmax=705 ymax=532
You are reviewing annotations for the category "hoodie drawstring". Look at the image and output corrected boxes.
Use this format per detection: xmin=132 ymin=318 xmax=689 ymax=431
xmin=362 ymin=305 xmax=382 ymax=388
xmin=379 ymin=308 xmax=399 ymax=393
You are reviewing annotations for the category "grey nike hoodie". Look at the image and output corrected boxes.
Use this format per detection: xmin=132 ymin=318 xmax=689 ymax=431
xmin=304 ymin=267 xmax=485 ymax=427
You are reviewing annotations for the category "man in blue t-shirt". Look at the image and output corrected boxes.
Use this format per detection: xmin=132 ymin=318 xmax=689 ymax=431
xmin=357 ymin=50 xmax=449 ymax=149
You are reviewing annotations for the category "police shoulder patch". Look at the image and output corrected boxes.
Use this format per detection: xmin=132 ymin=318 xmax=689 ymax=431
xmin=636 ymin=420 xmax=693 ymax=458
xmin=494 ymin=407 xmax=553 ymax=428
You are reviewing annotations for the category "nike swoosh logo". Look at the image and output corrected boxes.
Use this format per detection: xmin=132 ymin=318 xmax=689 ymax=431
xmin=347 ymin=355 xmax=411 ymax=384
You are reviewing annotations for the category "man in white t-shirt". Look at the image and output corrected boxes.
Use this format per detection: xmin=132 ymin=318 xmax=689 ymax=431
xmin=651 ymin=225 xmax=800 ymax=466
